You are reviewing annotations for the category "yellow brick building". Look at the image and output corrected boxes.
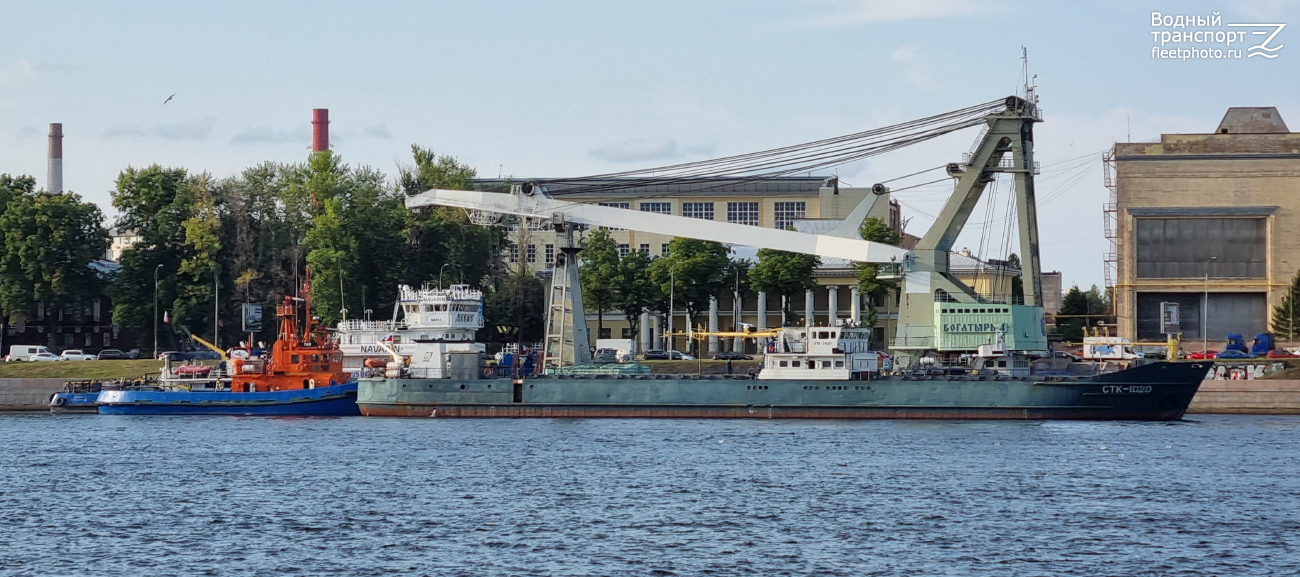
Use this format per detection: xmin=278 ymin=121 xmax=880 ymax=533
xmin=1107 ymin=107 xmax=1300 ymax=345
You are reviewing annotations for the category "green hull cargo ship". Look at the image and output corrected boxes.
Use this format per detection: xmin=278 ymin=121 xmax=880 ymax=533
xmin=363 ymin=96 xmax=1211 ymax=420
xmin=356 ymin=324 xmax=1210 ymax=421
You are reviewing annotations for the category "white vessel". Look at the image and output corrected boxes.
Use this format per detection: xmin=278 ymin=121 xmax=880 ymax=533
xmin=334 ymin=284 xmax=486 ymax=373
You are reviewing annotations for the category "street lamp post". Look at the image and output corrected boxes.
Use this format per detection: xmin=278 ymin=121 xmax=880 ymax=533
xmin=153 ymin=263 xmax=163 ymax=359
xmin=439 ymin=263 xmax=450 ymax=290
xmin=668 ymin=267 xmax=675 ymax=353
xmin=1203 ymin=256 xmax=1216 ymax=353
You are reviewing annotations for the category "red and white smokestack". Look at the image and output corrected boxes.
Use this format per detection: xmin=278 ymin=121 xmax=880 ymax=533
xmin=311 ymin=109 xmax=329 ymax=153
xmin=47 ymin=123 xmax=63 ymax=193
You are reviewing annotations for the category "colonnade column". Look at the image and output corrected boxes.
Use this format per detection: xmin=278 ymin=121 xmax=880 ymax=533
xmin=732 ymin=289 xmax=743 ymax=352
xmin=639 ymin=311 xmax=651 ymax=354
xmin=828 ymin=285 xmax=839 ymax=327
xmin=708 ymin=296 xmax=719 ymax=356
xmin=850 ymin=286 xmax=861 ymax=326
xmin=804 ymin=289 xmax=815 ymax=327
xmin=757 ymin=291 xmax=769 ymax=351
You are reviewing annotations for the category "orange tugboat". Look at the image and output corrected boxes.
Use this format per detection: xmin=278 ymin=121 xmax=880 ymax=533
xmin=98 ymin=275 xmax=359 ymax=416
xmin=229 ymin=284 xmax=351 ymax=393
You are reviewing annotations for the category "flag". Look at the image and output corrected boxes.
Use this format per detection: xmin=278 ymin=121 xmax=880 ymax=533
xmin=380 ymin=334 xmax=393 ymax=343
xmin=163 ymin=311 xmax=169 ymax=324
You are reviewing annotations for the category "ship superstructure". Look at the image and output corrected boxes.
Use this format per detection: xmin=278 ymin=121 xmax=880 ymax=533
xmin=335 ymin=284 xmax=485 ymax=373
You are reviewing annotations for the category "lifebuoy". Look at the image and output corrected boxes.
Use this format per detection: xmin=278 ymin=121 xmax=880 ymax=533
xmin=50 ymin=394 xmax=65 ymax=407
xmin=482 ymin=368 xmax=492 ymax=378
xmin=308 ymin=379 xmax=316 ymax=389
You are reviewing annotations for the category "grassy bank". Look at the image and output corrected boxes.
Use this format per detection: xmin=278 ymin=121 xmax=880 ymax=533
xmin=0 ymin=360 xmax=160 ymax=380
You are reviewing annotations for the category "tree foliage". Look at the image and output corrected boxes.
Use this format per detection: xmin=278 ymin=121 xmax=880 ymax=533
xmin=649 ymin=238 xmax=730 ymax=320
xmin=1273 ymin=271 xmax=1300 ymax=341
xmin=853 ymin=216 xmax=903 ymax=323
xmin=579 ymin=228 xmax=620 ymax=334
xmin=751 ymin=248 xmax=820 ymax=323
xmin=0 ymin=187 xmax=108 ymax=330
xmin=1057 ymin=285 xmax=1108 ymax=342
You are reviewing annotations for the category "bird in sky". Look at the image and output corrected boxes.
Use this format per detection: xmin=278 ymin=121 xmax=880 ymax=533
xmin=163 ymin=93 xmax=175 ymax=105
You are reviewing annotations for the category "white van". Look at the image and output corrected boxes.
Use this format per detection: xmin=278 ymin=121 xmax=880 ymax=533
xmin=6 ymin=345 xmax=55 ymax=362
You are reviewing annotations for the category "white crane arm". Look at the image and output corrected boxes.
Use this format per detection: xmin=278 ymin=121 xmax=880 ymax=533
xmin=406 ymin=188 xmax=911 ymax=263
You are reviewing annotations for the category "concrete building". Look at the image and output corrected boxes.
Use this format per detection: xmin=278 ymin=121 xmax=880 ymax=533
xmin=1106 ymin=107 xmax=1300 ymax=345
xmin=107 ymin=229 xmax=142 ymax=262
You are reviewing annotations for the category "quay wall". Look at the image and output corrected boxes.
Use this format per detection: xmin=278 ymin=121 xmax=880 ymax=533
xmin=0 ymin=379 xmax=66 ymax=411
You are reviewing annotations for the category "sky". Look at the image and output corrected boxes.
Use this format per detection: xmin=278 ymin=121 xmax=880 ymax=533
xmin=1 ymin=0 xmax=1297 ymax=289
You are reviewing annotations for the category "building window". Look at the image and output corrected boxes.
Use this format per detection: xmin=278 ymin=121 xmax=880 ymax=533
xmin=526 ymin=245 xmax=537 ymax=263
xmin=639 ymin=243 xmax=650 ymax=255
xmin=640 ymin=202 xmax=671 ymax=214
xmin=618 ymin=243 xmax=630 ymax=257
xmin=621 ymin=327 xmax=634 ymax=339
xmin=508 ymin=244 xmax=519 ymax=263
xmin=774 ymin=201 xmax=806 ymax=230
xmin=661 ymin=243 xmax=670 ymax=256
xmin=545 ymin=244 xmax=555 ymax=266
xmin=103 ymin=333 xmax=111 ymax=347
xmin=598 ymin=328 xmax=612 ymax=339
xmin=1135 ymin=292 xmax=1267 ymax=341
xmin=1135 ymin=218 xmax=1266 ymax=279
xmin=682 ymin=202 xmax=714 ymax=220
xmin=727 ymin=202 xmax=760 ymax=226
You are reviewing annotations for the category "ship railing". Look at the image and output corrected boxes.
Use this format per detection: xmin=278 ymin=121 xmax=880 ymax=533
xmin=338 ymin=319 xmax=395 ymax=332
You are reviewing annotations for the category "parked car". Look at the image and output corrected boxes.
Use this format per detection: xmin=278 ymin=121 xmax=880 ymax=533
xmin=1216 ymin=349 xmax=1256 ymax=360
xmin=1185 ymin=350 xmax=1219 ymax=360
xmin=30 ymin=352 xmax=65 ymax=362
xmin=1267 ymin=349 xmax=1299 ymax=359
xmin=641 ymin=349 xmax=670 ymax=360
xmin=97 ymin=349 xmax=128 ymax=360
xmin=592 ymin=348 xmax=619 ymax=364
xmin=1051 ymin=350 xmax=1083 ymax=362
xmin=60 ymin=350 xmax=96 ymax=361
xmin=126 ymin=348 xmax=142 ymax=359
xmin=6 ymin=345 xmax=55 ymax=362
xmin=669 ymin=350 xmax=694 ymax=360
xmin=713 ymin=351 xmax=753 ymax=361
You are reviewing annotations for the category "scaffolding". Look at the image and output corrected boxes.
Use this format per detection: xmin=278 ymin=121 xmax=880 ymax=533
xmin=1102 ymin=151 xmax=1118 ymax=293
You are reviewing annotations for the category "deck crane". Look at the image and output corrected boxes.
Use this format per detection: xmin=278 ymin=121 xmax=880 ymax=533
xmin=406 ymin=96 xmax=1048 ymax=368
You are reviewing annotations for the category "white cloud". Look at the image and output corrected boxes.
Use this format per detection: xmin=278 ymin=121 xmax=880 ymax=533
xmin=0 ymin=59 xmax=37 ymax=82
xmin=105 ymin=116 xmax=216 ymax=141
xmin=591 ymin=137 xmax=683 ymax=163
xmin=812 ymin=0 xmax=984 ymax=26
xmin=891 ymin=45 xmax=940 ymax=91
xmin=230 ymin=124 xmax=309 ymax=145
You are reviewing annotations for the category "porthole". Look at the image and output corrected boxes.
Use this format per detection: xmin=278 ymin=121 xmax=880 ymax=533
xmin=460 ymin=384 xmax=466 ymax=389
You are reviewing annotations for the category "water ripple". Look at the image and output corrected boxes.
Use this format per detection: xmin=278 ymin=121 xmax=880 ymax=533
xmin=0 ymin=415 xmax=1297 ymax=575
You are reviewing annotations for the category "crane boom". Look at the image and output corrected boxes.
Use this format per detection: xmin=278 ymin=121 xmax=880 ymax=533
xmin=405 ymin=188 xmax=911 ymax=264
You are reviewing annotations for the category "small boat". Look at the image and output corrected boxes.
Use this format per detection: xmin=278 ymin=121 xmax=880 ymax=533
xmin=98 ymin=275 xmax=359 ymax=416
xmin=49 ymin=380 xmax=104 ymax=414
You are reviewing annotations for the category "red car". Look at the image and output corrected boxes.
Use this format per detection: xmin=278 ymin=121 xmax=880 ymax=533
xmin=1267 ymin=349 xmax=1299 ymax=359
xmin=1186 ymin=350 xmax=1219 ymax=360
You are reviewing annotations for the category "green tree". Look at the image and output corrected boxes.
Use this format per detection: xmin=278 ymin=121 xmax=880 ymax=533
xmin=110 ymin=165 xmax=196 ymax=351
xmin=484 ymin=268 xmax=547 ymax=343
xmin=1273 ymin=271 xmax=1300 ymax=341
xmin=1058 ymin=286 xmax=1091 ymax=342
xmin=649 ymin=238 xmax=730 ymax=351
xmin=173 ymin=175 xmax=223 ymax=337
xmin=750 ymin=248 xmax=820 ymax=325
xmin=613 ymin=249 xmax=657 ymax=346
xmin=853 ymin=216 xmax=902 ymax=326
xmin=398 ymin=145 xmax=503 ymax=291
xmin=579 ymin=228 xmax=620 ymax=336
xmin=0 ymin=189 xmax=109 ymax=334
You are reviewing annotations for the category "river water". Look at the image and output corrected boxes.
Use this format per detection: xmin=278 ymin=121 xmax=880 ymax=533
xmin=1 ymin=414 xmax=1297 ymax=576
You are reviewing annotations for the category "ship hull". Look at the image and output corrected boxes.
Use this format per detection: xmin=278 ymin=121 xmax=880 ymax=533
xmin=49 ymin=392 xmax=102 ymax=414
xmin=358 ymin=361 xmax=1212 ymax=421
xmin=97 ymin=383 xmax=360 ymax=416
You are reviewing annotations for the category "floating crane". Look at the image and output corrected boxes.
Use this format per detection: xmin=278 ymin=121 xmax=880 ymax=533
xmin=406 ymin=96 xmax=1047 ymax=368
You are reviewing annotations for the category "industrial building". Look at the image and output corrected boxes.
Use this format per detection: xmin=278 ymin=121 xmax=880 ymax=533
xmin=1106 ymin=107 xmax=1300 ymax=345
